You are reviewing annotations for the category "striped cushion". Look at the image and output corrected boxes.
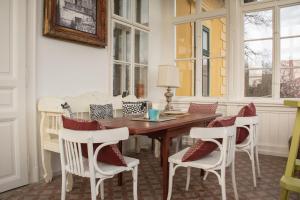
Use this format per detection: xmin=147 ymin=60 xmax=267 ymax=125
xmin=182 ymin=116 xmax=236 ymax=162
xmin=188 ymin=102 xmax=218 ymax=114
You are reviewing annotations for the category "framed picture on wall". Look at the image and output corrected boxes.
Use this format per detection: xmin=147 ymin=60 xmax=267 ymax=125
xmin=43 ymin=0 xmax=106 ymax=47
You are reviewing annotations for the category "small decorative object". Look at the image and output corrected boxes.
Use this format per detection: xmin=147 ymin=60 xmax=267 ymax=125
xmin=157 ymin=65 xmax=180 ymax=111
xmin=148 ymin=109 xmax=160 ymax=121
xmin=43 ymin=0 xmax=106 ymax=47
xmin=61 ymin=102 xmax=75 ymax=118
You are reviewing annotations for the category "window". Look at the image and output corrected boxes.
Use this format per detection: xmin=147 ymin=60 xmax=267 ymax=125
xmin=174 ymin=0 xmax=227 ymax=97
xmin=244 ymin=10 xmax=273 ymax=97
xmin=280 ymin=4 xmax=300 ymax=98
xmin=243 ymin=3 xmax=300 ymax=98
xmin=112 ymin=0 xmax=149 ymax=98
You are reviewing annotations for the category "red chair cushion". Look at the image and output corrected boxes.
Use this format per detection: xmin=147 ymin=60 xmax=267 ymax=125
xmin=182 ymin=116 xmax=236 ymax=162
xmin=188 ymin=102 xmax=218 ymax=114
xmin=236 ymin=103 xmax=256 ymax=144
xmin=61 ymin=116 xmax=127 ymax=166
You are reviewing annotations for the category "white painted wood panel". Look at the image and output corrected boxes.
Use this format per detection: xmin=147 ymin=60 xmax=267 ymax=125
xmin=0 ymin=89 xmax=13 ymax=107
xmin=172 ymin=100 xmax=297 ymax=157
xmin=0 ymin=0 xmax=28 ymax=192
xmin=0 ymin=121 xmax=15 ymax=178
xmin=0 ymin=0 xmax=10 ymax=74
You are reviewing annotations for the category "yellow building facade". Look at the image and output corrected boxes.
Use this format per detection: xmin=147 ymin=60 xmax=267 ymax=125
xmin=175 ymin=0 xmax=226 ymax=97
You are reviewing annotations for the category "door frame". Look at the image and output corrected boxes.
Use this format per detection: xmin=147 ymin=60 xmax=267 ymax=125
xmin=26 ymin=0 xmax=39 ymax=183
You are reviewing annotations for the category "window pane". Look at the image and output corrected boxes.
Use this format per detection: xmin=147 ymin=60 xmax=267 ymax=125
xmin=134 ymin=66 xmax=147 ymax=98
xmin=113 ymin=23 xmax=131 ymax=62
xmin=202 ymin=17 xmax=226 ymax=58
xmin=176 ymin=23 xmax=194 ymax=59
xmin=176 ymin=0 xmax=195 ymax=17
xmin=114 ymin=0 xmax=131 ymax=20
xmin=135 ymin=30 xmax=148 ymax=64
xmin=280 ymin=37 xmax=300 ymax=98
xmin=135 ymin=0 xmax=149 ymax=26
xmin=244 ymin=40 xmax=272 ymax=69
xmin=113 ymin=64 xmax=130 ymax=96
xmin=176 ymin=60 xmax=195 ymax=96
xmin=281 ymin=5 xmax=300 ymax=37
xmin=202 ymin=59 xmax=209 ymax=96
xmin=202 ymin=58 xmax=226 ymax=97
xmin=201 ymin=0 xmax=225 ymax=12
xmin=245 ymin=69 xmax=272 ymax=97
xmin=281 ymin=38 xmax=300 ymax=61
xmin=280 ymin=68 xmax=300 ymax=98
xmin=244 ymin=10 xmax=272 ymax=40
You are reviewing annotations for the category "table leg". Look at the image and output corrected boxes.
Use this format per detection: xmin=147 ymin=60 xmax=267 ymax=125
xmin=118 ymin=141 xmax=123 ymax=186
xmin=162 ymin=134 xmax=170 ymax=200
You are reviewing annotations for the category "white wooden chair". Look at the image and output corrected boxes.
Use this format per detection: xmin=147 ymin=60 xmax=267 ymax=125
xmin=167 ymin=126 xmax=238 ymax=200
xmin=235 ymin=116 xmax=261 ymax=187
xmin=59 ymin=127 xmax=139 ymax=200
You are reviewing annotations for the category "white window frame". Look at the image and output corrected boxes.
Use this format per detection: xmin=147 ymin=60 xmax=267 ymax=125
xmin=241 ymin=0 xmax=300 ymax=100
xmin=173 ymin=0 xmax=229 ymax=99
xmin=111 ymin=0 xmax=150 ymax=97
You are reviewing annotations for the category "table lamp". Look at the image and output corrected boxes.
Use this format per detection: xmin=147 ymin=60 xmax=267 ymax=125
xmin=157 ymin=65 xmax=180 ymax=111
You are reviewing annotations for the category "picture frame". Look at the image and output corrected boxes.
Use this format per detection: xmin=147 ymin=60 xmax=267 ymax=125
xmin=43 ymin=0 xmax=106 ymax=47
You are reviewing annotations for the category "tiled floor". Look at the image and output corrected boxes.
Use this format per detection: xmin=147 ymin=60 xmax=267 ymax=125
xmin=0 ymin=150 xmax=298 ymax=200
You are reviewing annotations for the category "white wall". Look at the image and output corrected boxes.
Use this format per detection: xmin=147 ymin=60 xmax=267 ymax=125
xmin=36 ymin=1 xmax=110 ymax=98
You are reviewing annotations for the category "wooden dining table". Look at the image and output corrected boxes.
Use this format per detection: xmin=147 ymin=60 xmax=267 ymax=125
xmin=100 ymin=113 xmax=221 ymax=200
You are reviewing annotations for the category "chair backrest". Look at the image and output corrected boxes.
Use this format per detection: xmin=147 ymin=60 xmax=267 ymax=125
xmin=235 ymin=116 xmax=259 ymax=145
xmin=58 ymin=127 xmax=129 ymax=177
xmin=190 ymin=126 xmax=236 ymax=168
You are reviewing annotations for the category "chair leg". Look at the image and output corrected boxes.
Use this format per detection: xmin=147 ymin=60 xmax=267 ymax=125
xmin=100 ymin=180 xmax=104 ymax=200
xmin=203 ymin=170 xmax=209 ymax=181
xmin=90 ymin=177 xmax=97 ymax=200
xmin=132 ymin=166 xmax=138 ymax=200
xmin=167 ymin=163 xmax=174 ymax=200
xmin=250 ymin=147 xmax=257 ymax=187
xmin=175 ymin=137 xmax=180 ymax=153
xmin=61 ymin=170 xmax=66 ymax=200
xmin=255 ymin=146 xmax=261 ymax=178
xmin=154 ymin=140 xmax=160 ymax=158
xmin=231 ymin=161 xmax=239 ymax=200
xmin=135 ymin=137 xmax=141 ymax=153
xmin=221 ymin=167 xmax=226 ymax=200
xmin=185 ymin=167 xmax=191 ymax=191
xmin=280 ymin=188 xmax=289 ymax=200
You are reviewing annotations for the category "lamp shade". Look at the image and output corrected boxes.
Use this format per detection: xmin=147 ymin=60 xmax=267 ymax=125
xmin=157 ymin=65 xmax=180 ymax=88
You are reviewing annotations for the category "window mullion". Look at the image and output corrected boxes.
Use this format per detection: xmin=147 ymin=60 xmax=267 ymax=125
xmin=273 ymin=5 xmax=280 ymax=99
xmin=130 ymin=27 xmax=135 ymax=95
xmin=196 ymin=20 xmax=203 ymax=97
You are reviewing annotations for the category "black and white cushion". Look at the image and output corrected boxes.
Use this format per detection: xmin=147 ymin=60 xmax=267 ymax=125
xmin=122 ymin=101 xmax=147 ymax=117
xmin=90 ymin=104 xmax=113 ymax=120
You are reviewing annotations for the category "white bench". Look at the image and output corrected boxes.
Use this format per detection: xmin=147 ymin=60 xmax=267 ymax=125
xmin=38 ymin=92 xmax=145 ymax=191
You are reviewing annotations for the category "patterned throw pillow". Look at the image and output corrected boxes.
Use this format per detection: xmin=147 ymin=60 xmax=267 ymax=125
xmin=61 ymin=116 xmax=127 ymax=166
xmin=236 ymin=103 xmax=256 ymax=144
xmin=61 ymin=102 xmax=76 ymax=118
xmin=188 ymin=102 xmax=218 ymax=114
xmin=122 ymin=101 xmax=147 ymax=117
xmin=90 ymin=104 xmax=113 ymax=120
xmin=182 ymin=116 xmax=236 ymax=162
